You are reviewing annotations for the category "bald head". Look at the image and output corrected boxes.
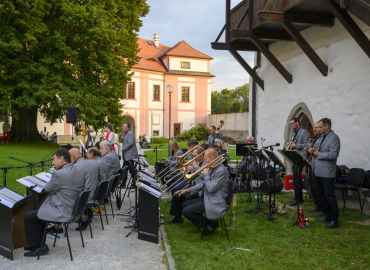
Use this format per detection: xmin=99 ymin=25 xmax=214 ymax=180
xmin=69 ymin=148 xmax=81 ymax=164
xmin=204 ymin=148 xmax=218 ymax=164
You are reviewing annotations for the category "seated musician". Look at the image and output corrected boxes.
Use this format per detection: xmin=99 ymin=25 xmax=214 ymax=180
xmin=162 ymin=139 xmax=184 ymax=195
xmin=207 ymin=126 xmax=222 ymax=148
xmin=69 ymin=148 xmax=105 ymax=231
xmin=23 ymin=149 xmax=85 ymax=257
xmin=186 ymin=138 xmax=198 ymax=160
xmin=178 ymin=149 xmax=229 ymax=238
xmin=100 ymin=140 xmax=120 ymax=180
xmin=168 ymin=146 xmax=206 ymax=223
xmin=87 ymin=147 xmax=109 ymax=181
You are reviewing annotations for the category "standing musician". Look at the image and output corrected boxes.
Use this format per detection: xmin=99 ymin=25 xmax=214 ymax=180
xmin=207 ymin=126 xmax=222 ymax=148
xmin=240 ymin=136 xmax=257 ymax=190
xmin=308 ymin=118 xmax=340 ymax=229
xmin=163 ymin=139 xmax=184 ymax=198
xmin=69 ymin=148 xmax=105 ymax=231
xmin=121 ymin=122 xmax=138 ymax=188
xmin=168 ymin=146 xmax=206 ymax=223
xmin=308 ymin=123 xmax=326 ymax=217
xmin=23 ymin=149 xmax=85 ymax=257
xmin=287 ymin=118 xmax=310 ymax=206
xmin=179 ymin=149 xmax=229 ymax=238
xmin=104 ymin=124 xmax=116 ymax=152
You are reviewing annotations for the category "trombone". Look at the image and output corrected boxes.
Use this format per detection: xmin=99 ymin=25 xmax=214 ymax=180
xmin=176 ymin=141 xmax=204 ymax=162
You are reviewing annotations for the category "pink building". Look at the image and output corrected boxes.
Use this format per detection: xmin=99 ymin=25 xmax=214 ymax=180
xmin=35 ymin=34 xmax=214 ymax=140
xmin=122 ymin=34 xmax=214 ymax=139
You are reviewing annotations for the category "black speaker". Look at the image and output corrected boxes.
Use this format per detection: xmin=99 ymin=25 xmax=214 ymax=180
xmin=66 ymin=107 xmax=78 ymax=124
xmin=260 ymin=179 xmax=284 ymax=194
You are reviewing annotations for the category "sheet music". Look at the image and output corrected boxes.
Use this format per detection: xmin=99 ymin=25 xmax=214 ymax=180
xmin=140 ymin=179 xmax=161 ymax=191
xmin=35 ymin=172 xmax=52 ymax=183
xmin=0 ymin=188 xmax=24 ymax=208
xmin=17 ymin=176 xmax=45 ymax=193
xmin=139 ymin=172 xmax=158 ymax=184
xmin=140 ymin=183 xmax=162 ymax=198
xmin=48 ymin=168 xmax=55 ymax=173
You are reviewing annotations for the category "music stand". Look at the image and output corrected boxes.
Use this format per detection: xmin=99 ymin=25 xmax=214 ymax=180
xmin=239 ymin=146 xmax=256 ymax=203
xmin=244 ymin=147 xmax=268 ymax=216
xmin=259 ymin=148 xmax=286 ymax=223
xmin=278 ymin=150 xmax=312 ymax=228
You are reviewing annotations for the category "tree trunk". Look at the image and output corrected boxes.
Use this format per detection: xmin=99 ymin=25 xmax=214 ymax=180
xmin=10 ymin=105 xmax=42 ymax=142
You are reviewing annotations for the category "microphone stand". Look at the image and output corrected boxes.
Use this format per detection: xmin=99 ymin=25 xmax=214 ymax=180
xmin=126 ymin=162 xmax=140 ymax=237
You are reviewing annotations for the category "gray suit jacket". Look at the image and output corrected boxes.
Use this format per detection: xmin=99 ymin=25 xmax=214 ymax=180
xmin=292 ymin=128 xmax=310 ymax=154
xmin=38 ymin=163 xmax=85 ymax=222
xmin=188 ymin=161 xmax=205 ymax=197
xmin=73 ymin=158 xmax=104 ymax=204
xmin=312 ymin=131 xmax=340 ymax=178
xmin=95 ymin=156 xmax=109 ymax=181
xmin=207 ymin=133 xmax=222 ymax=148
xmin=190 ymin=163 xmax=229 ymax=219
xmin=122 ymin=130 xmax=138 ymax=161
xmin=102 ymin=150 xmax=120 ymax=179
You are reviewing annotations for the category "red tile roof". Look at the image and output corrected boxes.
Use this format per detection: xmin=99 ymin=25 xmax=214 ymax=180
xmin=133 ymin=39 xmax=213 ymax=73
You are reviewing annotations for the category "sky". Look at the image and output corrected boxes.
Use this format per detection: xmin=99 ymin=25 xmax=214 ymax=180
xmin=138 ymin=0 xmax=255 ymax=91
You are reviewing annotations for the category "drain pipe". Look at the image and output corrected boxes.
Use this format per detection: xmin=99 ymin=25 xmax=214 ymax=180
xmin=251 ymin=51 xmax=261 ymax=139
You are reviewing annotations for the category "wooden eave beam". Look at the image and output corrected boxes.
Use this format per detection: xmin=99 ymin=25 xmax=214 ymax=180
xmin=251 ymin=36 xmax=293 ymax=83
xmin=324 ymin=0 xmax=370 ymax=59
xmin=282 ymin=21 xmax=328 ymax=76
xmin=231 ymin=30 xmax=294 ymax=42
xmin=258 ymin=11 xmax=335 ymax=27
xmin=211 ymin=42 xmax=260 ymax=51
xmin=228 ymin=49 xmax=264 ymax=90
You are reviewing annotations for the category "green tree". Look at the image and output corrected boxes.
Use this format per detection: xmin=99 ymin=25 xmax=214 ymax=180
xmin=211 ymin=84 xmax=249 ymax=114
xmin=0 ymin=0 xmax=149 ymax=141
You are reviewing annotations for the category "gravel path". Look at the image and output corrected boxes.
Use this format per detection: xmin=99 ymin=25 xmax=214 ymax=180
xmin=1 ymin=145 xmax=168 ymax=270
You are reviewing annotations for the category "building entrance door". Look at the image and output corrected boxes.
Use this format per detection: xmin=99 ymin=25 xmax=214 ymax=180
xmin=174 ymin=123 xmax=181 ymax=136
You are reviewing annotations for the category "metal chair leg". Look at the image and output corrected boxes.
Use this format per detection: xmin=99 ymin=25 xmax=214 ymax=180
xmin=37 ymin=221 xmax=48 ymax=260
xmin=64 ymin=224 xmax=73 ymax=261
xmin=341 ymin=190 xmax=346 ymax=211
xmin=223 ymin=217 xmax=229 ymax=241
xmin=104 ymin=201 xmax=109 ymax=225
xmin=357 ymin=189 xmax=362 ymax=214
xmin=53 ymin=223 xmax=59 ymax=247
xmin=88 ymin=218 xmax=93 ymax=239
xmin=109 ymin=195 xmax=115 ymax=218
xmin=78 ymin=220 xmax=85 ymax=247
xmin=99 ymin=206 xmax=104 ymax=230
xmin=362 ymin=195 xmax=367 ymax=215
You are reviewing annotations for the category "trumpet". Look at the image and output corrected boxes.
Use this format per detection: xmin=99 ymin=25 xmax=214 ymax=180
xmin=307 ymin=143 xmax=320 ymax=161
xmin=286 ymin=138 xmax=297 ymax=150
xmin=301 ymin=139 xmax=312 ymax=157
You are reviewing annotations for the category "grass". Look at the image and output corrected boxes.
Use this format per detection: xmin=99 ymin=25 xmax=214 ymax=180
xmin=0 ymin=142 xmax=60 ymax=195
xmin=159 ymin=192 xmax=370 ymax=270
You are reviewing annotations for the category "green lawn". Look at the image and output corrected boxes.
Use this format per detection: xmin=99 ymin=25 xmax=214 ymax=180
xmin=160 ymin=192 xmax=370 ymax=270
xmin=0 ymin=142 xmax=60 ymax=195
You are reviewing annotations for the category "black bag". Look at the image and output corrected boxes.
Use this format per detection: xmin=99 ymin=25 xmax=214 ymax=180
xmin=363 ymin=170 xmax=370 ymax=189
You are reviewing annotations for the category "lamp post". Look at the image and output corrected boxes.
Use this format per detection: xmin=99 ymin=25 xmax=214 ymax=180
xmin=167 ymin=83 xmax=174 ymax=157
xmin=150 ymin=110 xmax=153 ymax=145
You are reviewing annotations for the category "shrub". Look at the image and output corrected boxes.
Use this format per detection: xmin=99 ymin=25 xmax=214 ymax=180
xmin=181 ymin=123 xmax=210 ymax=141
xmin=152 ymin=137 xmax=169 ymax=144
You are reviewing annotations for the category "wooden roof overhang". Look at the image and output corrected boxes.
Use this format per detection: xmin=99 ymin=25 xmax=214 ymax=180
xmin=212 ymin=0 xmax=370 ymax=90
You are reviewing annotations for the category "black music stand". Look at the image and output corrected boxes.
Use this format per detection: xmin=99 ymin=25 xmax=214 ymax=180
xmin=244 ymin=147 xmax=268 ymax=216
xmin=239 ymin=146 xmax=256 ymax=203
xmin=278 ymin=150 xmax=312 ymax=228
xmin=259 ymin=148 xmax=287 ymax=223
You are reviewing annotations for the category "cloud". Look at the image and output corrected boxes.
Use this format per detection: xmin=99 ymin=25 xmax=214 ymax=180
xmin=138 ymin=0 xmax=255 ymax=91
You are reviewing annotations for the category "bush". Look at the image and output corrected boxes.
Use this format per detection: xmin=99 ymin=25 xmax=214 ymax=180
xmin=181 ymin=123 xmax=210 ymax=141
xmin=152 ymin=137 xmax=169 ymax=144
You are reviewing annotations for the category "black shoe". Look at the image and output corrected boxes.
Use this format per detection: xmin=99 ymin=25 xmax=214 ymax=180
xmin=104 ymin=198 xmax=110 ymax=203
xmin=310 ymin=207 xmax=319 ymax=212
xmin=326 ymin=220 xmax=340 ymax=229
xmin=24 ymin=245 xmax=37 ymax=251
xmin=315 ymin=211 xmax=326 ymax=218
xmin=24 ymin=245 xmax=49 ymax=257
xmin=317 ymin=217 xmax=331 ymax=223
xmin=167 ymin=200 xmax=172 ymax=203
xmin=46 ymin=226 xmax=63 ymax=234
xmin=201 ymin=225 xmax=215 ymax=239
xmin=289 ymin=200 xmax=300 ymax=206
xmin=167 ymin=217 xmax=183 ymax=224
xmin=76 ymin=219 xmax=91 ymax=231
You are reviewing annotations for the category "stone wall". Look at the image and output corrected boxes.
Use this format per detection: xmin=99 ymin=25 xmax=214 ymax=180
xmin=207 ymin=112 xmax=249 ymax=141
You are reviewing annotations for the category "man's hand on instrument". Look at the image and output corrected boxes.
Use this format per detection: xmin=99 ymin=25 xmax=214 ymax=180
xmin=174 ymin=190 xmax=181 ymax=196
xmin=313 ymin=150 xmax=319 ymax=158
xmin=178 ymin=189 xmax=190 ymax=197
xmin=163 ymin=158 xmax=168 ymax=164
xmin=307 ymin=147 xmax=314 ymax=154
xmin=290 ymin=142 xmax=296 ymax=149
xmin=202 ymin=168 xmax=210 ymax=175
xmin=135 ymin=181 xmax=141 ymax=187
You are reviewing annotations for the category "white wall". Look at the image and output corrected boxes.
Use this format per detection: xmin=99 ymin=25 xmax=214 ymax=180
xmin=253 ymin=16 xmax=370 ymax=169
xmin=169 ymin=57 xmax=208 ymax=72
xmin=37 ymin=111 xmax=65 ymax=135
xmin=149 ymin=110 xmax=164 ymax=138
xmin=178 ymin=111 xmax=195 ymax=131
